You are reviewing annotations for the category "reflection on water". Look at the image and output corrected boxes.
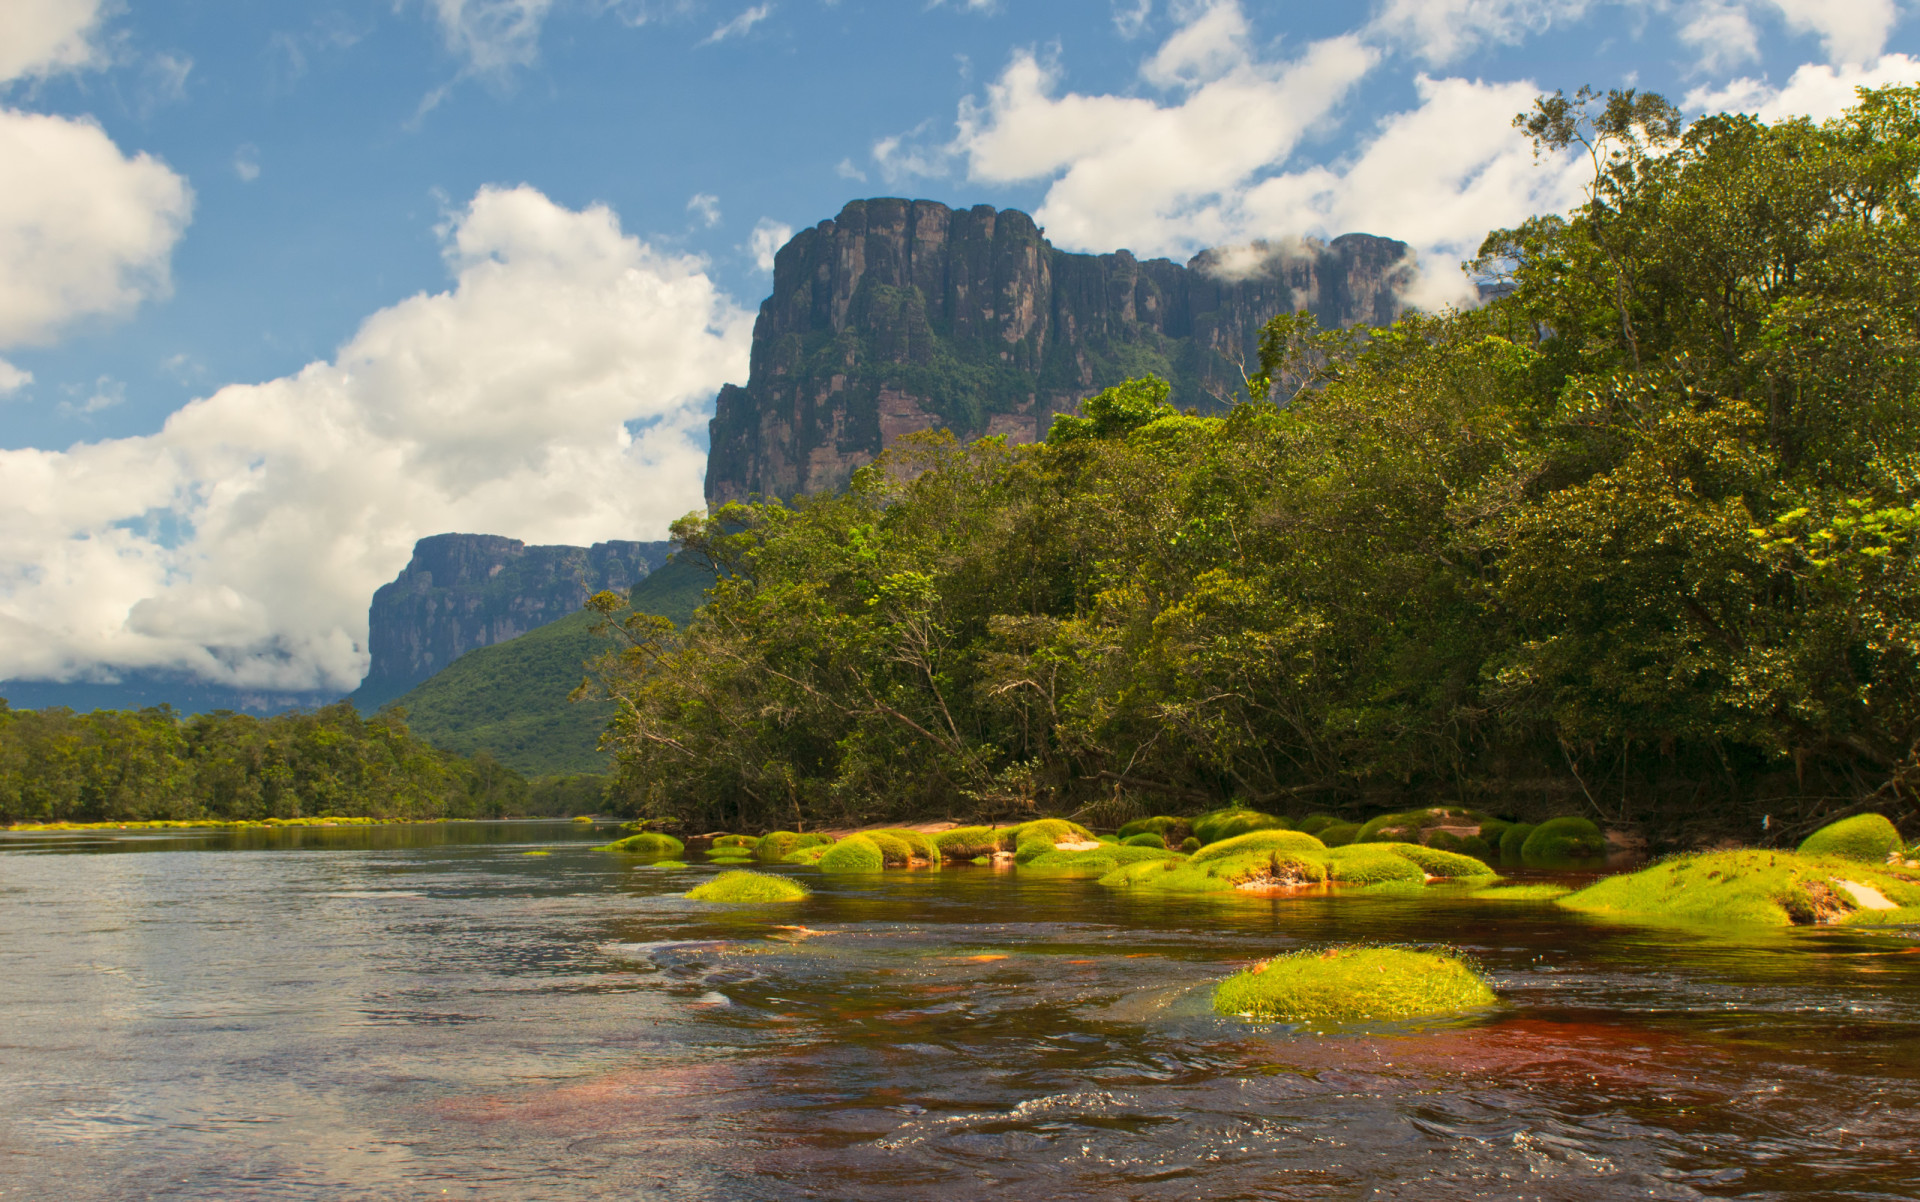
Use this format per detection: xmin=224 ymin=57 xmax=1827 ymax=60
xmin=2 ymin=823 xmax=1918 ymax=1199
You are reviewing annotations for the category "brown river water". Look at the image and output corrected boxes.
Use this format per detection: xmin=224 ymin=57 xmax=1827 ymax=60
xmin=1 ymin=821 xmax=1917 ymax=1200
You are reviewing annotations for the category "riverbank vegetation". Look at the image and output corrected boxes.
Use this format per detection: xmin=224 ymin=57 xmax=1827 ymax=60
xmin=0 ymin=700 xmax=535 ymax=825
xmin=584 ymin=88 xmax=1920 ymax=850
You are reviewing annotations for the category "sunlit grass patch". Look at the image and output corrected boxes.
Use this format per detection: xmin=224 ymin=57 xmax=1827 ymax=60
xmin=1213 ymin=945 xmax=1496 ymax=1023
xmin=817 ymin=834 xmax=886 ymax=872
xmin=596 ymin=832 xmax=687 ymax=857
xmin=1557 ymin=849 xmax=1920 ymax=926
xmin=686 ymin=869 xmax=811 ymax=903
xmin=1322 ymin=845 xmax=1426 ymax=885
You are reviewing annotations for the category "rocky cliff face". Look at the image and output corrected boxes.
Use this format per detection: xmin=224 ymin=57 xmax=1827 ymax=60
xmin=352 ymin=534 xmax=672 ymax=709
xmin=705 ymin=198 xmax=1414 ymax=504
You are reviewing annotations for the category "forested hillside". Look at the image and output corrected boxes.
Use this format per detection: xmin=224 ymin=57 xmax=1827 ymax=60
xmin=584 ymin=88 xmax=1920 ymax=847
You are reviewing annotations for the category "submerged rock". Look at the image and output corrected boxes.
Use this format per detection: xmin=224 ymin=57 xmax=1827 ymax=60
xmin=1213 ymin=946 xmax=1496 ymax=1024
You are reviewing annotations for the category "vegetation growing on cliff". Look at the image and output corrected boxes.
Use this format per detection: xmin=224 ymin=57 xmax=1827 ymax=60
xmin=0 ymin=701 xmax=528 ymax=825
xmin=584 ymin=88 xmax=1920 ymax=846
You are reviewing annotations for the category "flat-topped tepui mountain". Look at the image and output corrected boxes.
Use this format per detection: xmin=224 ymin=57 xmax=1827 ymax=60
xmin=706 ymin=197 xmax=1414 ymax=504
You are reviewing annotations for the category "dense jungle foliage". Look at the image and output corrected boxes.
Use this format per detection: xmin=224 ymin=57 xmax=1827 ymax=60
xmin=0 ymin=700 xmax=533 ymax=824
xmin=587 ymin=87 xmax=1920 ymax=845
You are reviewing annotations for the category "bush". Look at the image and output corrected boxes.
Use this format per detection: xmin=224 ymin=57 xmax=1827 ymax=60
xmin=1520 ymin=817 xmax=1607 ymax=864
xmin=598 ymin=832 xmax=686 ymax=857
xmin=686 ymin=869 xmax=810 ymax=903
xmin=1192 ymin=807 xmax=1288 ymax=845
xmin=1213 ymin=946 xmax=1496 ymax=1023
xmin=818 ymin=835 xmax=886 ymax=872
xmin=1798 ymin=814 xmax=1901 ymax=863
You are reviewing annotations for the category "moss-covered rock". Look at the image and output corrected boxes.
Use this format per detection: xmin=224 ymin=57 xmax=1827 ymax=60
xmin=1354 ymin=806 xmax=1489 ymax=845
xmin=1121 ymin=831 xmax=1167 ymax=848
xmin=1022 ymin=844 xmax=1183 ymax=874
xmin=1388 ymin=843 xmax=1497 ymax=879
xmin=1214 ymin=946 xmax=1496 ymax=1023
xmin=1318 ymin=821 xmax=1361 ymax=847
xmin=782 ymin=843 xmax=832 ymax=865
xmin=1798 ymin=814 xmax=1902 ymax=863
xmin=754 ymin=831 xmax=833 ymax=862
xmin=1498 ymin=822 xmax=1536 ymax=861
xmin=1323 ymin=844 xmax=1426 ymax=885
xmin=686 ymin=870 xmax=811 ymax=903
xmin=1191 ymin=807 xmax=1288 ymax=845
xmin=1478 ymin=818 xmax=1515 ymax=848
xmin=1426 ymin=831 xmax=1497 ymax=863
xmin=932 ymin=826 xmax=1002 ymax=859
xmin=862 ymin=831 xmax=915 ymax=866
xmin=596 ymin=832 xmax=687 ymax=857
xmin=818 ymin=835 xmax=886 ymax=872
xmin=708 ymin=855 xmax=753 ymax=865
xmin=1189 ymin=829 xmax=1328 ymax=863
xmin=1293 ymin=813 xmax=1339 ymax=836
xmin=1098 ymin=845 xmax=1325 ymax=893
xmin=1008 ymin=818 xmax=1098 ymax=863
xmin=1520 ymin=816 xmax=1607 ymax=864
xmin=1180 ymin=836 xmax=1202 ymax=853
xmin=1558 ymin=848 xmax=1920 ymax=926
xmin=710 ymin=834 xmax=759 ymax=852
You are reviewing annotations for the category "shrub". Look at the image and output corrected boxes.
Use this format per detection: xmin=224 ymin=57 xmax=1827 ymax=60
xmin=1213 ymin=946 xmax=1496 ymax=1023
xmin=686 ymin=870 xmax=811 ymax=903
xmin=597 ymin=832 xmax=686 ymax=857
xmin=1520 ymin=817 xmax=1607 ymax=864
xmin=1798 ymin=814 xmax=1901 ymax=863
xmin=1192 ymin=807 xmax=1288 ymax=845
xmin=818 ymin=835 xmax=885 ymax=872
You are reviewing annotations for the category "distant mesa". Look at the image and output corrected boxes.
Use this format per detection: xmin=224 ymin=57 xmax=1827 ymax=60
xmin=350 ymin=533 xmax=673 ymax=711
xmin=706 ymin=197 xmax=1414 ymax=505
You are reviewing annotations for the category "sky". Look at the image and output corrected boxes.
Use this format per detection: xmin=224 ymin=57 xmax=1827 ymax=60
xmin=0 ymin=0 xmax=1915 ymax=701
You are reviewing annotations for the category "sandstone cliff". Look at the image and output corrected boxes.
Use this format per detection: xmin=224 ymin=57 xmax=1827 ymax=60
xmin=351 ymin=534 xmax=671 ymax=709
xmin=705 ymin=198 xmax=1414 ymax=504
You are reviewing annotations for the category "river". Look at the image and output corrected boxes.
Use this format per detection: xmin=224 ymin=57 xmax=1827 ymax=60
xmin=1 ymin=821 xmax=1916 ymax=1199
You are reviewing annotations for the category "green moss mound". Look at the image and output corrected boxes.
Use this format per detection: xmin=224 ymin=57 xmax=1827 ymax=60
xmin=1117 ymin=815 xmax=1191 ymax=844
xmin=1022 ymin=844 xmax=1183 ymax=874
xmin=1318 ymin=821 xmax=1361 ymax=847
xmin=1388 ymin=844 xmax=1498 ymax=879
xmin=709 ymin=834 xmax=758 ymax=852
xmin=1798 ymin=814 xmax=1901 ymax=863
xmin=1426 ymin=831 xmax=1497 ymax=863
xmin=1190 ymin=829 xmax=1328 ymax=863
xmin=1355 ymin=806 xmax=1489 ymax=845
xmin=597 ymin=832 xmax=686 ymax=857
xmin=1009 ymin=818 xmax=1098 ymax=863
xmin=754 ymin=831 xmax=833 ymax=862
xmin=1192 ymin=807 xmax=1288 ymax=845
xmin=1214 ymin=946 xmax=1496 ymax=1023
xmin=1472 ymin=883 xmax=1571 ymax=901
xmin=1293 ymin=813 xmax=1339 ymax=836
xmin=1521 ymin=816 xmax=1607 ymax=864
xmin=868 ymin=828 xmax=938 ymax=862
xmin=782 ymin=843 xmax=832 ymax=865
xmin=1099 ymin=845 xmax=1324 ymax=894
xmin=1323 ymin=844 xmax=1426 ymax=885
xmin=862 ymin=831 xmax=914 ymax=866
xmin=933 ymin=826 xmax=1002 ymax=858
xmin=686 ymin=870 xmax=811 ymax=903
xmin=708 ymin=855 xmax=752 ymax=865
xmin=1122 ymin=831 xmax=1167 ymax=849
xmin=1499 ymin=822 xmax=1536 ymax=861
xmin=1180 ymin=836 xmax=1202 ymax=852
xmin=818 ymin=835 xmax=886 ymax=872
xmin=1478 ymin=818 xmax=1515 ymax=848
xmin=1558 ymin=849 xmax=1920 ymax=926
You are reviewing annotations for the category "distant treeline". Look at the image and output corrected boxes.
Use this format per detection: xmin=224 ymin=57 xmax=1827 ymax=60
xmin=583 ymin=88 xmax=1920 ymax=845
xmin=0 ymin=699 xmax=598 ymax=825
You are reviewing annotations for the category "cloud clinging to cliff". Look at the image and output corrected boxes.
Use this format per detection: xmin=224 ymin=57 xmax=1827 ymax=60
xmin=0 ymin=186 xmax=750 ymax=692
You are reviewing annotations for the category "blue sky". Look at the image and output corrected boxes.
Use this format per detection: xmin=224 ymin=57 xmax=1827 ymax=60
xmin=0 ymin=0 xmax=1914 ymax=696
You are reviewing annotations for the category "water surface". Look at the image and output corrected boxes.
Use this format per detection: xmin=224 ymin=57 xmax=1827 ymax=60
xmin=2 ymin=822 xmax=1917 ymax=1199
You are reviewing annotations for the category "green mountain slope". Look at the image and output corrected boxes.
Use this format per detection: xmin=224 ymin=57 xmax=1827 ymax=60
xmin=388 ymin=556 xmax=711 ymax=775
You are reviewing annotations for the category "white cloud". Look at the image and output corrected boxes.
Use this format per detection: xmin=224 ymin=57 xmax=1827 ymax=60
xmin=1678 ymin=1 xmax=1762 ymax=73
xmin=1368 ymin=0 xmax=1592 ymax=66
xmin=1112 ymin=0 xmax=1153 ymax=39
xmin=0 ymin=360 xmax=31 ymax=396
xmin=0 ymin=109 xmax=193 ymax=348
xmin=835 ymin=156 xmax=867 ymax=182
xmin=427 ymin=0 xmax=556 ymax=73
xmin=56 ymin=374 xmax=123 ymax=417
xmin=1768 ymin=0 xmax=1898 ymax=67
xmin=0 ymin=0 xmax=108 ymax=83
xmin=0 ymin=186 xmax=752 ymax=692
xmin=700 ymin=4 xmax=770 ymax=46
xmin=234 ymin=143 xmax=260 ymax=182
xmin=747 ymin=218 xmax=792 ymax=272
xmin=687 ymin=191 xmax=721 ymax=227
xmin=1685 ymin=54 xmax=1920 ymax=121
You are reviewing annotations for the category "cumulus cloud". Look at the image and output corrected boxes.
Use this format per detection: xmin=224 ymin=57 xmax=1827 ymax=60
xmin=748 ymin=217 xmax=792 ymax=272
xmin=1768 ymin=0 xmax=1898 ymax=67
xmin=0 ymin=186 xmax=752 ymax=692
xmin=908 ymin=1 xmax=1582 ymax=306
xmin=1686 ymin=54 xmax=1920 ymax=121
xmin=1368 ymin=0 xmax=1592 ymax=66
xmin=0 ymin=360 xmax=31 ymax=396
xmin=0 ymin=0 xmax=108 ymax=83
xmin=0 ymin=109 xmax=193 ymax=348
xmin=1678 ymin=1 xmax=1762 ymax=73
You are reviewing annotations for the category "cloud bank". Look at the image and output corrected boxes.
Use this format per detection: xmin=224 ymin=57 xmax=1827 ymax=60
xmin=0 ymin=186 xmax=751 ymax=692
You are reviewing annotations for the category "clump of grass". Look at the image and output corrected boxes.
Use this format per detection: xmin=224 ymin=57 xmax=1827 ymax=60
xmin=1387 ymin=844 xmax=1497 ymax=879
xmin=1520 ymin=817 xmax=1607 ymax=864
xmin=1498 ymin=822 xmax=1536 ymax=861
xmin=1322 ymin=845 xmax=1426 ymax=885
xmin=1472 ymin=883 xmax=1570 ymax=901
xmin=596 ymin=832 xmax=686 ymax=857
xmin=754 ymin=831 xmax=833 ymax=862
xmin=1318 ymin=821 xmax=1361 ymax=847
xmin=867 ymin=828 xmax=939 ymax=863
xmin=1022 ymin=844 xmax=1182 ymax=875
xmin=686 ymin=870 xmax=810 ymax=903
xmin=1213 ymin=945 xmax=1496 ymax=1023
xmin=933 ymin=826 xmax=1002 ymax=859
xmin=1557 ymin=848 xmax=1920 ymax=925
xmin=1122 ymin=832 xmax=1167 ymax=849
xmin=1191 ymin=807 xmax=1288 ymax=846
xmin=1189 ymin=829 xmax=1328 ymax=863
xmin=817 ymin=835 xmax=885 ymax=872
xmin=1798 ymin=814 xmax=1901 ymax=863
